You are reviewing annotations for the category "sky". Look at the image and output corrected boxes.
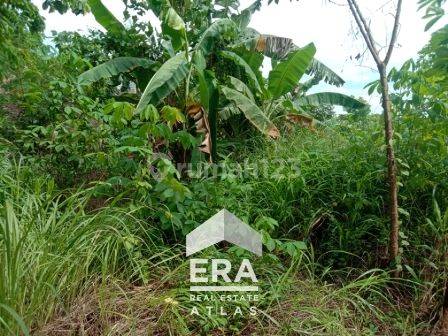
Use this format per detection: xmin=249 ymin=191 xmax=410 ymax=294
xmin=34 ymin=0 xmax=447 ymax=112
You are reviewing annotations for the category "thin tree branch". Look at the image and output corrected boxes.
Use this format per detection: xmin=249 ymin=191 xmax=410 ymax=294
xmin=346 ymin=1 xmax=375 ymax=55
xmin=346 ymin=0 xmax=383 ymax=66
xmin=384 ymin=0 xmax=402 ymax=65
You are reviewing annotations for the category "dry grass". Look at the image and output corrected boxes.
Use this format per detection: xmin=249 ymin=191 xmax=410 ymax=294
xmin=36 ymin=281 xmax=169 ymax=336
xmin=36 ymin=276 xmax=410 ymax=336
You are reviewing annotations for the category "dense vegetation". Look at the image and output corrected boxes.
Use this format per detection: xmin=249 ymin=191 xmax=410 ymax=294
xmin=0 ymin=0 xmax=447 ymax=335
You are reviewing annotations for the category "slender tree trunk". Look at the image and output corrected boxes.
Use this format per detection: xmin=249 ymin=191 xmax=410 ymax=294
xmin=379 ymin=65 xmax=399 ymax=264
xmin=346 ymin=0 xmax=402 ymax=270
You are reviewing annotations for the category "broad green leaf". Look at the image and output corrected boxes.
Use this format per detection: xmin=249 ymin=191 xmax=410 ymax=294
xmin=221 ymin=50 xmax=261 ymax=92
xmin=162 ymin=7 xmax=186 ymax=51
xmin=235 ymin=47 xmax=264 ymax=72
xmin=136 ymin=53 xmax=188 ymax=113
xmin=218 ymin=104 xmax=241 ymax=120
xmin=161 ymin=39 xmax=175 ymax=57
xmin=295 ymin=92 xmax=368 ymax=109
xmin=163 ymin=7 xmax=185 ymax=31
xmin=232 ymin=0 xmax=262 ymax=29
xmin=87 ymin=0 xmax=125 ymax=34
xmin=104 ymin=101 xmax=134 ymax=119
xmin=234 ymin=47 xmax=265 ymax=92
xmin=208 ymin=86 xmax=219 ymax=162
xmin=106 ymin=101 xmax=135 ymax=125
xmin=308 ymin=58 xmax=345 ymax=87
xmin=196 ymin=19 xmax=237 ymax=55
xmin=221 ymin=86 xmax=279 ymax=138
xmin=268 ymin=43 xmax=316 ymax=99
xmin=161 ymin=105 xmax=185 ymax=128
xmin=193 ymin=50 xmax=206 ymax=71
xmin=196 ymin=68 xmax=212 ymax=111
xmin=140 ymin=104 xmax=159 ymax=122
xmin=229 ymin=76 xmax=255 ymax=101
xmin=244 ymin=34 xmax=344 ymax=86
xmin=78 ymin=57 xmax=152 ymax=85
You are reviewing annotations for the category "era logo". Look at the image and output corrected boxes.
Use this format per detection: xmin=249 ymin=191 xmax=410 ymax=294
xmin=190 ymin=259 xmax=258 ymax=284
xmin=185 ymin=210 xmax=263 ymax=317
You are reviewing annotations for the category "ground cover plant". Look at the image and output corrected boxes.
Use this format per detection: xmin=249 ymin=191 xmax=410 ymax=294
xmin=0 ymin=0 xmax=447 ymax=334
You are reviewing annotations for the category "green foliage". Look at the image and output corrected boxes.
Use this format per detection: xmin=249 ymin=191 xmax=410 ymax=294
xmin=221 ymin=86 xmax=279 ymax=138
xmin=195 ymin=19 xmax=238 ymax=55
xmin=1 ymin=0 xmax=448 ymax=334
xmin=229 ymin=76 xmax=256 ymax=101
xmin=268 ymin=43 xmax=317 ymax=99
xmin=389 ymin=26 xmax=448 ymax=121
xmin=0 ymin=163 xmax=168 ymax=334
xmin=162 ymin=6 xmax=187 ymax=51
xmin=243 ymin=34 xmax=345 ymax=87
xmin=418 ymin=0 xmax=446 ymax=31
xmin=87 ymin=0 xmax=126 ymax=34
xmin=220 ymin=50 xmax=262 ymax=92
xmin=420 ymin=24 xmax=448 ymax=89
xmin=305 ymin=104 xmax=336 ymax=122
xmin=78 ymin=56 xmax=153 ymax=85
xmin=0 ymin=1 xmax=44 ymax=38
xmin=0 ymin=0 xmax=44 ymax=78
xmin=296 ymin=92 xmax=367 ymax=110
xmin=42 ymin=0 xmax=89 ymax=14
xmin=135 ymin=53 xmax=189 ymax=113
xmin=343 ymin=97 xmax=371 ymax=121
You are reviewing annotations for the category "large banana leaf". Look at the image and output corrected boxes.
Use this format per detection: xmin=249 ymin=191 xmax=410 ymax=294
xmin=307 ymin=59 xmax=345 ymax=88
xmin=162 ymin=7 xmax=186 ymax=51
xmin=235 ymin=47 xmax=264 ymax=72
xmin=234 ymin=47 xmax=265 ymax=92
xmin=136 ymin=53 xmax=188 ymax=113
xmin=218 ymin=104 xmax=241 ymax=120
xmin=229 ymin=76 xmax=255 ymax=101
xmin=87 ymin=0 xmax=125 ymax=34
xmin=232 ymin=0 xmax=262 ymax=29
xmin=245 ymin=34 xmax=345 ymax=87
xmin=253 ymin=34 xmax=295 ymax=59
xmin=221 ymin=86 xmax=279 ymax=138
xmin=196 ymin=19 xmax=237 ymax=55
xmin=295 ymin=92 xmax=368 ymax=109
xmin=220 ymin=50 xmax=261 ymax=92
xmin=268 ymin=43 xmax=316 ymax=99
xmin=78 ymin=57 xmax=152 ymax=85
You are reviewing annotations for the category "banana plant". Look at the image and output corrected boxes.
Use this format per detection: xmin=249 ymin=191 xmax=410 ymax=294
xmin=77 ymin=0 xmax=366 ymax=161
xmin=220 ymin=41 xmax=367 ymax=134
xmin=77 ymin=0 xmax=239 ymax=161
xmin=237 ymin=33 xmax=346 ymax=87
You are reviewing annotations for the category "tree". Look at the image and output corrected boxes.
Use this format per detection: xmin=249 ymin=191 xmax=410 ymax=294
xmin=344 ymin=0 xmax=403 ymax=271
xmin=0 ymin=0 xmax=44 ymax=78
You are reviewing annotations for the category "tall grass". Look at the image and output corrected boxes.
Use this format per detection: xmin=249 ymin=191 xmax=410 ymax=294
xmin=194 ymin=120 xmax=389 ymax=268
xmin=0 ymin=160 xmax=168 ymax=334
xmin=196 ymin=116 xmax=447 ymax=271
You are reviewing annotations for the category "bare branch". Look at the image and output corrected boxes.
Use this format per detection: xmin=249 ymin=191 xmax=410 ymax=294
xmin=384 ymin=0 xmax=403 ymax=65
xmin=346 ymin=0 xmax=383 ymax=66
